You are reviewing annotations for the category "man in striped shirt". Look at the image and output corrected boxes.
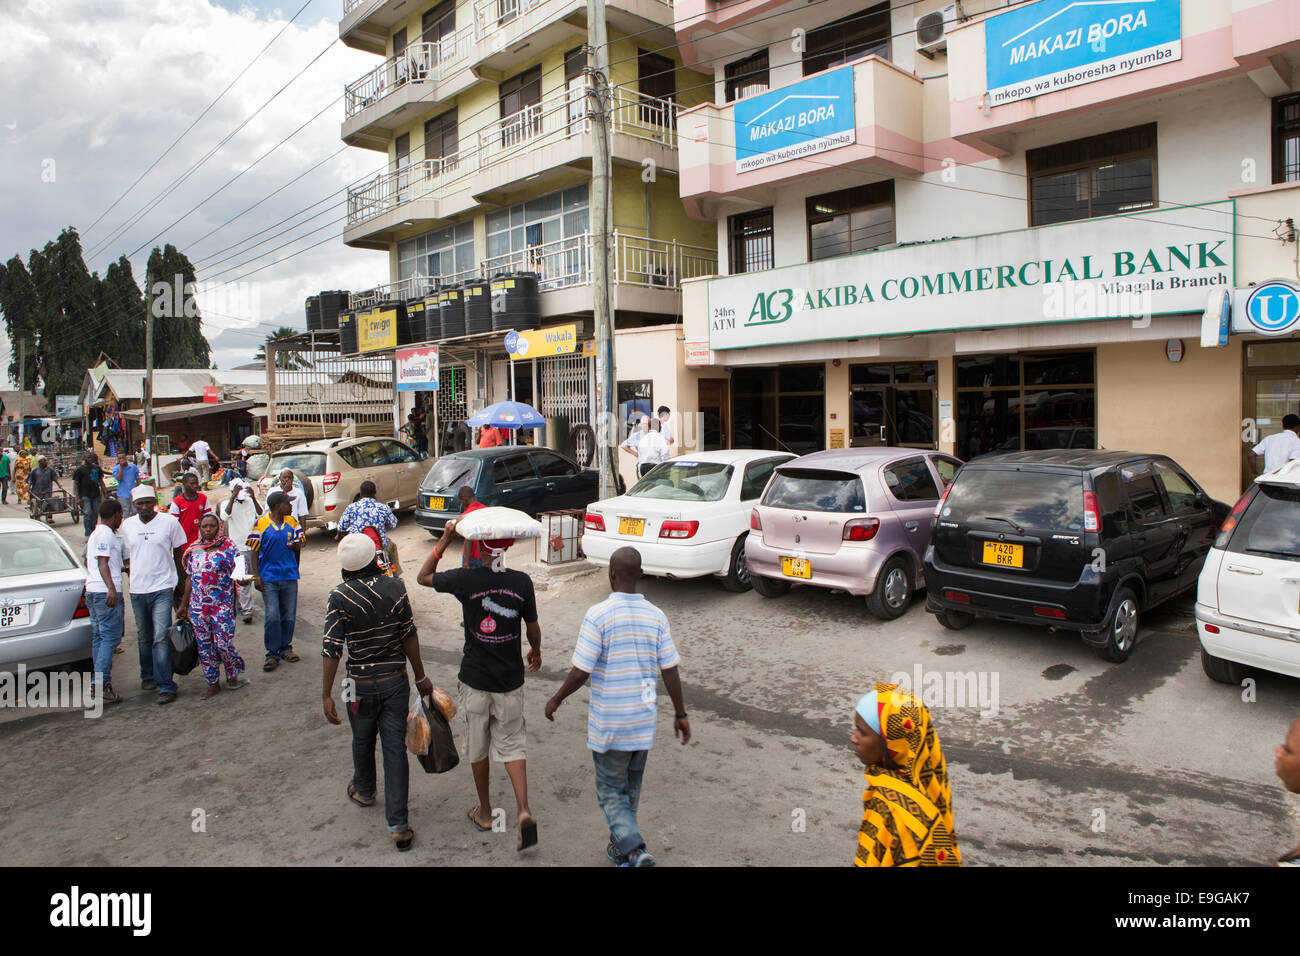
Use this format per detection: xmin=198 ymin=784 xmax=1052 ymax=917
xmin=545 ymin=546 xmax=690 ymax=867
xmin=322 ymin=534 xmax=435 ymax=852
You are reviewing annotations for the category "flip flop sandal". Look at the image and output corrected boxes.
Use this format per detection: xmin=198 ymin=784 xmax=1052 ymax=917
xmin=393 ymin=828 xmax=414 ymax=852
xmin=348 ymin=785 xmax=376 ymax=808
xmin=263 ymin=658 xmax=278 ymax=672
xmin=467 ymin=808 xmax=492 ymax=833
xmin=517 ymin=817 xmax=538 ymax=852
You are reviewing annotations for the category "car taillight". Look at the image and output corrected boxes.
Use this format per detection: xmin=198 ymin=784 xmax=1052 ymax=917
xmin=1204 ymin=623 xmax=1220 ymax=634
xmin=842 ymin=517 xmax=880 ymax=541
xmin=1033 ymin=605 xmax=1065 ymax=619
xmin=1214 ymin=487 xmax=1256 ymax=548
xmin=750 ymin=509 xmax=761 ymax=531
xmin=74 ymin=589 xmax=89 ymax=619
xmin=944 ymin=590 xmax=970 ymax=603
xmin=933 ymin=481 xmax=953 ymax=518
xmin=323 ymin=472 xmax=341 ymax=493
xmin=584 ymin=512 xmax=605 ymax=532
xmin=1083 ymin=491 xmax=1100 ymax=533
xmin=659 ymin=520 xmax=699 ymax=539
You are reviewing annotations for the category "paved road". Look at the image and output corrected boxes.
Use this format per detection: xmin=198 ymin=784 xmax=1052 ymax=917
xmin=1 ymin=503 xmax=1296 ymax=866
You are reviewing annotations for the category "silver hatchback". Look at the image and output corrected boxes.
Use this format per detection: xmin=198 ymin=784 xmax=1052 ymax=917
xmin=0 ymin=519 xmax=92 ymax=671
xmin=745 ymin=448 xmax=963 ymax=619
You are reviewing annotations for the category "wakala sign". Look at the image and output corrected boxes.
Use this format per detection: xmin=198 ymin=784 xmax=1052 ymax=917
xmin=706 ymin=202 xmax=1234 ymax=351
xmin=985 ymin=0 xmax=1182 ymax=106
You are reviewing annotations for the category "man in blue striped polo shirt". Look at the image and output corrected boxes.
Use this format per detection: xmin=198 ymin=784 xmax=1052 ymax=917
xmin=545 ymin=546 xmax=690 ymax=867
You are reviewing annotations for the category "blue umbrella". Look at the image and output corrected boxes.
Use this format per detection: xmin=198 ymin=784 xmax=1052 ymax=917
xmin=464 ymin=400 xmax=546 ymax=430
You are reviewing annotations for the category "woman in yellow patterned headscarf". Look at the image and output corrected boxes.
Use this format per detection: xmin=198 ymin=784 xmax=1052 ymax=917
xmin=850 ymin=682 xmax=961 ymax=866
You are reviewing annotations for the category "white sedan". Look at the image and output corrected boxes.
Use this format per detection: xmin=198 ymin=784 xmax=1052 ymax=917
xmin=1195 ymin=459 xmax=1300 ymax=683
xmin=582 ymin=450 xmax=795 ymax=591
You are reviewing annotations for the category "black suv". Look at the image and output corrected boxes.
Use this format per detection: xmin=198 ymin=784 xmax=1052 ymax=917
xmin=923 ymin=450 xmax=1228 ymax=662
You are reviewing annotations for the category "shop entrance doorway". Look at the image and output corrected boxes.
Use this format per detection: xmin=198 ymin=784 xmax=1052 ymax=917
xmin=849 ymin=363 xmax=937 ymax=448
xmin=732 ymin=364 xmax=825 ymax=455
xmin=1243 ymin=341 xmax=1300 ymax=491
xmin=698 ymin=378 xmax=728 ymax=451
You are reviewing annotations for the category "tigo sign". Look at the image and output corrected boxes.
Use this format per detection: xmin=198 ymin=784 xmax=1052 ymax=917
xmin=733 ymin=67 xmax=855 ymax=173
xmin=359 ymin=308 xmax=398 ymax=353
xmin=985 ymin=0 xmax=1181 ymax=106
xmin=396 ymin=346 xmax=439 ymax=391
xmin=505 ymin=324 xmax=577 ymax=360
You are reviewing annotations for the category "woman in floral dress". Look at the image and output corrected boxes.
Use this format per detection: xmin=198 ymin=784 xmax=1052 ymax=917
xmin=180 ymin=513 xmax=246 ymax=699
xmin=12 ymin=448 xmax=31 ymax=503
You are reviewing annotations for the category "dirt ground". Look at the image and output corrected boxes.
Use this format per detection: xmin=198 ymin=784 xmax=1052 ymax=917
xmin=2 ymin=502 xmax=1298 ymax=867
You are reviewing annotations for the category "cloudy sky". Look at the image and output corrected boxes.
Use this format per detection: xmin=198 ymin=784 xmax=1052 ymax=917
xmin=0 ymin=0 xmax=390 ymax=382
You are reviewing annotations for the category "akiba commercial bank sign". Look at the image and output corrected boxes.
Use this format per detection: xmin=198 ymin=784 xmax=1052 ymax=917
xmin=706 ymin=202 xmax=1234 ymax=351
xmin=985 ymin=0 xmax=1182 ymax=106
xmin=733 ymin=67 xmax=855 ymax=172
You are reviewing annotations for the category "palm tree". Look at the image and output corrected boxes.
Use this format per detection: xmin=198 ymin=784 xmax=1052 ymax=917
xmin=254 ymin=327 xmax=311 ymax=369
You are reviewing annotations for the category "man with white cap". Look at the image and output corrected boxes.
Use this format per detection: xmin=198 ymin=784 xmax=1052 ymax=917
xmin=322 ymin=533 xmax=434 ymax=852
xmin=220 ymin=477 xmax=263 ymax=623
xmin=120 ymin=484 xmax=189 ymax=705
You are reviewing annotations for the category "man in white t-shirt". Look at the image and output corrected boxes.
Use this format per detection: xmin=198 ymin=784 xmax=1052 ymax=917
xmin=121 ymin=485 xmax=189 ymax=705
xmin=86 ymin=497 xmax=126 ymax=704
xmin=1249 ymin=414 xmax=1300 ymax=475
xmin=190 ymin=435 xmax=212 ymax=483
xmin=656 ymin=406 xmax=675 ymax=450
xmin=620 ymin=416 xmax=671 ymax=478
xmin=221 ymin=477 xmax=264 ymax=623
xmin=276 ymin=468 xmax=310 ymax=525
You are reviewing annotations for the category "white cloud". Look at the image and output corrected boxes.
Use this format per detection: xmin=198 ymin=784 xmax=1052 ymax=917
xmin=0 ymin=0 xmax=389 ymax=379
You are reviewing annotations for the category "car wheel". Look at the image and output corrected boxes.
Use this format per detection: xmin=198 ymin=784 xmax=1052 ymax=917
xmin=1200 ymin=644 xmax=1247 ymax=684
xmin=866 ymin=556 xmax=912 ymax=620
xmin=1094 ymin=587 xmax=1139 ymax=663
xmin=750 ymin=571 xmax=791 ymax=598
xmin=721 ymin=537 xmax=753 ymax=593
xmin=936 ymin=609 xmax=974 ymax=630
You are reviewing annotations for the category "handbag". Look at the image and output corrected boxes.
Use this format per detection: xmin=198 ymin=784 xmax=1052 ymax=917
xmin=416 ymin=693 xmax=460 ymax=774
xmin=170 ymin=618 xmax=200 ymax=676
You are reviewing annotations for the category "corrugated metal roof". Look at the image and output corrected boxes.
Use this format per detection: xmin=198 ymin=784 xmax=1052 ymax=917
xmin=99 ymin=370 xmax=215 ymax=401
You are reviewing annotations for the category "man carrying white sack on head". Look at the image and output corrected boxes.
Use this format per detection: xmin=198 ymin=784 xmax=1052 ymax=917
xmin=416 ymin=509 xmax=542 ymax=853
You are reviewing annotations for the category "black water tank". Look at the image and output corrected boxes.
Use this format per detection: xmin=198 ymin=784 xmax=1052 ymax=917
xmin=305 ymin=295 xmax=321 ymax=331
xmin=381 ymin=300 xmax=413 ymax=346
xmin=405 ymin=298 xmax=427 ymax=344
xmin=423 ymin=293 xmax=443 ymax=341
xmin=339 ymin=310 xmax=358 ymax=354
xmin=440 ymin=285 xmax=467 ymax=338
xmin=462 ymin=279 xmax=489 ymax=335
xmin=490 ymin=272 xmax=540 ymax=332
xmin=318 ymin=290 xmax=348 ymax=330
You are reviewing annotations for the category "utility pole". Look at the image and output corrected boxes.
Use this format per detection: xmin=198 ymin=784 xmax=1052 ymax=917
xmin=145 ymin=305 xmax=155 ymax=483
xmin=587 ymin=0 xmax=616 ymax=498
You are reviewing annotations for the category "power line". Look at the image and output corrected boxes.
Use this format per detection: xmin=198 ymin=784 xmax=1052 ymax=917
xmin=82 ymin=0 xmax=319 ymax=241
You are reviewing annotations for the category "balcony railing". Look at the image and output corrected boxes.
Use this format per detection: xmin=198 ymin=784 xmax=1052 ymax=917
xmin=473 ymin=0 xmax=554 ymax=40
xmin=350 ymin=233 xmax=716 ymax=311
xmin=344 ymin=35 xmax=474 ymax=119
xmin=346 ymin=85 xmax=679 ymax=228
xmin=343 ymin=0 xmax=372 ymax=15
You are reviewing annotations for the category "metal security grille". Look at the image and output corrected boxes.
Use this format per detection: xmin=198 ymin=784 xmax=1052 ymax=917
xmin=271 ymin=344 xmax=393 ymax=428
xmin=537 ymin=353 xmax=592 ymax=425
xmin=437 ymin=365 xmax=468 ymax=422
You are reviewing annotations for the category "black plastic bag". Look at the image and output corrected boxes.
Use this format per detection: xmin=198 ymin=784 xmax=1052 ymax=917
xmin=416 ymin=694 xmax=459 ymax=774
xmin=170 ymin=618 xmax=200 ymax=676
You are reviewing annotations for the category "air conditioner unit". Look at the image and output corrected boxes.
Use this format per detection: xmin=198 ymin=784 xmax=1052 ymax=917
xmin=916 ymin=3 xmax=959 ymax=58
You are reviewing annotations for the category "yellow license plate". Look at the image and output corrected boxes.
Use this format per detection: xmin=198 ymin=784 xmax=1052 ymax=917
xmin=781 ymin=556 xmax=811 ymax=578
xmin=982 ymin=542 xmax=1024 ymax=568
xmin=428 ymin=496 xmax=445 ymax=510
xmin=619 ymin=517 xmax=645 ymax=536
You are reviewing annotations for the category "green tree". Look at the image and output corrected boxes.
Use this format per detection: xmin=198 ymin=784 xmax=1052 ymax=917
xmin=96 ymin=256 xmax=147 ymax=368
xmin=255 ymin=326 xmax=309 ymax=369
xmin=27 ymin=229 xmax=99 ymax=413
xmin=0 ymin=255 xmax=40 ymax=391
xmin=145 ymin=243 xmax=211 ymax=369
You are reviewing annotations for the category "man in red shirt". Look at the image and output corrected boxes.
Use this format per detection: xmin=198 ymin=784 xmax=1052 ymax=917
xmin=456 ymin=486 xmax=514 ymax=569
xmin=478 ymin=424 xmax=502 ymax=449
xmin=168 ymin=472 xmax=213 ymax=546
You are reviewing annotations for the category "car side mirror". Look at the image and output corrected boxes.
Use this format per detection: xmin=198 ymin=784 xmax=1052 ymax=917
xmin=1195 ymin=491 xmax=1208 ymax=508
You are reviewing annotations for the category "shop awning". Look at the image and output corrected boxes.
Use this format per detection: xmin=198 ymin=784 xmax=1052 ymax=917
xmin=120 ymin=399 xmax=258 ymax=423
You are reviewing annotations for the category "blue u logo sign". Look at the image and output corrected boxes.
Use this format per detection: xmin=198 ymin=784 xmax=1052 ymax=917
xmin=1245 ymin=282 xmax=1300 ymax=334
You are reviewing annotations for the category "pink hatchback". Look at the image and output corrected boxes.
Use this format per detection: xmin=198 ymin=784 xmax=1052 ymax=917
xmin=745 ymin=448 xmax=963 ymax=619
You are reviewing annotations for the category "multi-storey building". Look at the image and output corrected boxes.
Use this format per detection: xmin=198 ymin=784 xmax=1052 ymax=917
xmin=674 ymin=0 xmax=1300 ymax=501
xmin=338 ymin=0 xmax=719 ymax=472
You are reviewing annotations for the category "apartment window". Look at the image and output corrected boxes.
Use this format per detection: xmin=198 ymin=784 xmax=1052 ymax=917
xmin=565 ymin=47 xmax=587 ymax=135
xmin=1274 ymin=93 xmax=1300 ymax=183
xmin=499 ymin=65 xmax=543 ymax=145
xmin=728 ymin=209 xmax=774 ymax=274
xmin=638 ymin=49 xmax=676 ymax=124
xmin=397 ymin=220 xmax=476 ymax=287
xmin=803 ymin=3 xmax=890 ymax=76
xmin=725 ymin=50 xmax=769 ymax=102
xmin=807 ymin=181 xmax=894 ymax=260
xmin=564 ymin=46 xmax=586 ymax=82
xmin=486 ymin=185 xmax=590 ymax=285
xmin=1027 ymin=123 xmax=1156 ymax=226
xmin=424 ymin=109 xmax=458 ymax=168
xmin=422 ymin=0 xmax=455 ymax=44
